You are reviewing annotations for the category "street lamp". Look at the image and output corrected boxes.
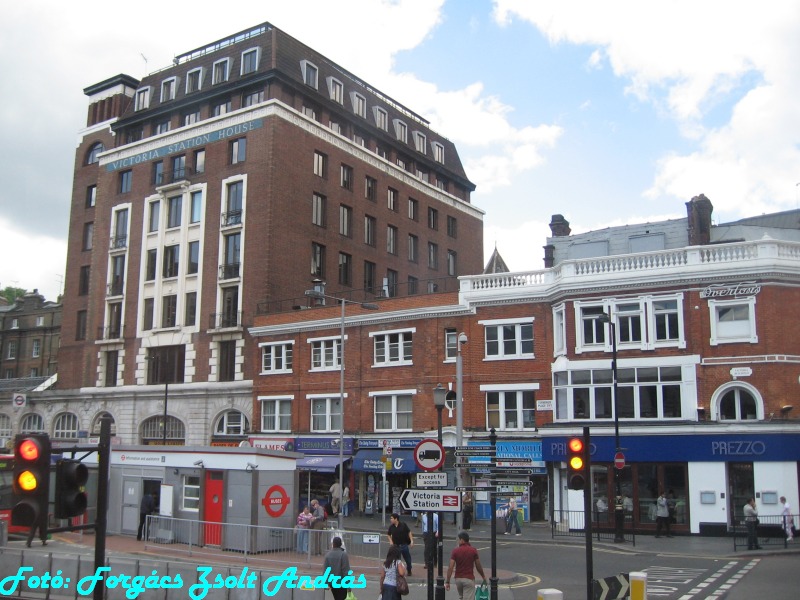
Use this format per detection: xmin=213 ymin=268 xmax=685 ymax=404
xmin=433 ymin=384 xmax=447 ymax=600
xmin=455 ymin=332 xmax=467 ymax=530
xmin=598 ymin=312 xmax=625 ymax=543
xmin=304 ymin=284 xmax=379 ymax=530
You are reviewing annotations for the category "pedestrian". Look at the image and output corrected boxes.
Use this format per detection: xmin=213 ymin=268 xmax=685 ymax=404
xmin=310 ymin=499 xmax=327 ymax=555
xmin=323 ymin=536 xmax=351 ymax=600
xmin=380 ymin=544 xmax=407 ymax=600
xmin=137 ymin=492 xmax=155 ymax=541
xmin=462 ymin=492 xmax=473 ymax=531
xmin=445 ymin=532 xmax=487 ymax=600
xmin=780 ymin=496 xmax=794 ymax=542
xmin=296 ymin=504 xmax=313 ymax=553
xmin=330 ymin=479 xmax=342 ymax=516
xmin=387 ymin=512 xmax=414 ymax=575
xmin=421 ymin=511 xmax=439 ymax=569
xmin=342 ymin=485 xmax=351 ymax=517
xmin=503 ymin=498 xmax=521 ymax=535
xmin=655 ymin=490 xmax=673 ymax=538
xmin=743 ymin=497 xmax=761 ymax=550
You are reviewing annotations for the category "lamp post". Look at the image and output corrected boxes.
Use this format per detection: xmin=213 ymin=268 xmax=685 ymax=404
xmin=304 ymin=284 xmax=379 ymax=530
xmin=455 ymin=332 xmax=467 ymax=530
xmin=433 ymin=384 xmax=447 ymax=600
xmin=599 ymin=312 xmax=625 ymax=543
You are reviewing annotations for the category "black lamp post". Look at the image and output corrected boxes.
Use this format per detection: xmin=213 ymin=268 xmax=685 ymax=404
xmin=433 ymin=384 xmax=447 ymax=600
xmin=599 ymin=312 xmax=625 ymax=543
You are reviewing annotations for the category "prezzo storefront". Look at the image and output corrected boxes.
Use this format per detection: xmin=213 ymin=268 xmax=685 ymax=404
xmin=544 ymin=428 xmax=800 ymax=534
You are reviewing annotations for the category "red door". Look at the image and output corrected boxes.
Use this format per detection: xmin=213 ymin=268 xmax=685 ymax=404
xmin=203 ymin=471 xmax=224 ymax=546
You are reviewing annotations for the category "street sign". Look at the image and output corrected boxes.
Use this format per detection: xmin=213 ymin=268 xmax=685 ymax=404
xmin=488 ymin=469 xmax=534 ymax=476
xmin=488 ymin=480 xmax=533 ymax=487
xmin=592 ymin=574 xmax=630 ymax=600
xmin=455 ymin=445 xmax=493 ymax=452
xmin=454 ymin=462 xmax=496 ymax=468
xmin=495 ymin=459 xmax=534 ymax=467
xmin=614 ymin=452 xmax=626 ymax=470
xmin=456 ymin=486 xmax=496 ymax=492
xmin=414 ymin=439 xmax=445 ymax=471
xmin=400 ymin=489 xmax=462 ymax=512
xmin=416 ymin=472 xmax=448 ymax=488
xmin=454 ymin=449 xmax=496 ymax=457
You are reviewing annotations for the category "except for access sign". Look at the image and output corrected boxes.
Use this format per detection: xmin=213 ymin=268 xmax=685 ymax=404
xmin=414 ymin=439 xmax=445 ymax=471
xmin=416 ymin=472 xmax=448 ymax=488
xmin=400 ymin=489 xmax=462 ymax=512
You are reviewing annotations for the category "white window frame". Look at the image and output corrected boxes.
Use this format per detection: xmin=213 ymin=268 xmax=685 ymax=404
xmin=135 ymin=87 xmax=151 ymax=111
xmin=212 ymin=58 xmax=231 ymax=85
xmin=370 ymin=390 xmax=415 ymax=432
xmin=260 ymin=395 xmax=293 ymax=432
xmin=53 ymin=412 xmax=79 ymax=439
xmin=709 ymin=297 xmax=758 ymax=345
xmin=479 ymin=317 xmax=535 ymax=360
xmin=350 ymin=92 xmax=366 ymax=118
xmin=300 ymin=60 xmax=318 ymax=89
xmin=307 ymin=394 xmax=343 ymax=432
xmin=20 ymin=413 xmax=44 ymax=433
xmin=615 ymin=301 xmax=644 ymax=346
xmin=308 ymin=335 xmax=345 ymax=371
xmin=186 ymin=68 xmax=203 ymax=93
xmin=575 ymin=303 xmax=608 ymax=353
xmin=160 ymin=77 xmax=178 ymax=102
xmin=182 ymin=475 xmax=200 ymax=511
xmin=260 ymin=341 xmax=294 ymax=374
xmin=444 ymin=328 xmax=457 ymax=362
xmin=241 ymin=47 xmax=261 ymax=75
xmin=36 ymin=316 xmax=44 ymax=327
xmin=370 ymin=328 xmax=414 ymax=366
xmin=481 ymin=384 xmax=539 ymax=431
xmin=214 ymin=409 xmax=249 ymax=436
xmin=10 ymin=318 xmax=19 ymax=330
xmin=413 ymin=131 xmax=427 ymax=154
xmin=327 ymin=77 xmax=344 ymax=104
xmin=373 ymin=107 xmax=389 ymax=131
xmin=0 ymin=414 xmax=11 ymax=440
xmin=6 ymin=340 xmax=17 ymax=360
xmin=433 ymin=142 xmax=445 ymax=163
xmin=393 ymin=119 xmax=408 ymax=143
xmin=32 ymin=339 xmax=41 ymax=358
xmin=647 ymin=294 xmax=686 ymax=349
xmin=553 ymin=304 xmax=566 ymax=357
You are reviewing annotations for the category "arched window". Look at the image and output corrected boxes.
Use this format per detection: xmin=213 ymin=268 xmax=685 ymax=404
xmin=91 ymin=412 xmax=117 ymax=436
xmin=214 ymin=410 xmax=250 ymax=436
xmin=20 ymin=413 xmax=45 ymax=433
xmin=53 ymin=412 xmax=80 ymax=439
xmin=140 ymin=415 xmax=185 ymax=445
xmin=86 ymin=142 xmax=105 ymax=165
xmin=719 ymin=388 xmax=758 ymax=421
xmin=0 ymin=414 xmax=12 ymax=440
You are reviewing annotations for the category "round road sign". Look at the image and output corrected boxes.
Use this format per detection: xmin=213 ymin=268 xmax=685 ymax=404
xmin=414 ymin=438 xmax=445 ymax=471
xmin=614 ymin=452 xmax=626 ymax=470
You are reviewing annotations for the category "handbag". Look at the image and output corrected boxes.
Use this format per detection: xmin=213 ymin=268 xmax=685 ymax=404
xmin=475 ymin=584 xmax=489 ymax=600
xmin=395 ymin=567 xmax=410 ymax=596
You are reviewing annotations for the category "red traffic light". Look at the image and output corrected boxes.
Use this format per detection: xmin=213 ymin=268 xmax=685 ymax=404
xmin=568 ymin=437 xmax=584 ymax=453
xmin=567 ymin=435 xmax=587 ymax=491
xmin=18 ymin=438 xmax=42 ymax=462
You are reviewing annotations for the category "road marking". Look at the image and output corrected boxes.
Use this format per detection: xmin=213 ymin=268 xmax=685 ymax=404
xmin=506 ymin=573 xmax=541 ymax=588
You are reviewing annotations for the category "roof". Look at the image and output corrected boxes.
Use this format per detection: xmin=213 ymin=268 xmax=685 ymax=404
xmin=0 ymin=376 xmax=50 ymax=394
xmin=483 ymin=247 xmax=510 ymax=274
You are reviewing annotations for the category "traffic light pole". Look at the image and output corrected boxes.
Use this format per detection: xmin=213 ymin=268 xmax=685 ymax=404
xmin=583 ymin=426 xmax=593 ymax=600
xmin=94 ymin=415 xmax=111 ymax=600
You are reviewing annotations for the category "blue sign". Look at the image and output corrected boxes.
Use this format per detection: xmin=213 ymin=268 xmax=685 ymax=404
xmin=357 ymin=439 xmax=422 ymax=449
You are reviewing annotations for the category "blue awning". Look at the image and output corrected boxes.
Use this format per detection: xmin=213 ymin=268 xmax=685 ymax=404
xmin=296 ymin=456 xmax=350 ymax=472
xmin=352 ymin=449 xmax=418 ymax=473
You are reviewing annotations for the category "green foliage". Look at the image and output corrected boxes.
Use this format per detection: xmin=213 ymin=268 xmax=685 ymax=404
xmin=2 ymin=286 xmax=27 ymax=303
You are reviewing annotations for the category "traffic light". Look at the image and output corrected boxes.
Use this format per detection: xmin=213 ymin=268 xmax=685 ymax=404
xmin=54 ymin=459 xmax=89 ymax=519
xmin=567 ymin=436 xmax=587 ymax=490
xmin=12 ymin=433 xmax=51 ymax=527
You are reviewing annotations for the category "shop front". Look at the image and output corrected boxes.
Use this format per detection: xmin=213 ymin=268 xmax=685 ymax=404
xmin=352 ymin=439 xmax=421 ymax=516
xmin=294 ymin=437 xmax=355 ymax=512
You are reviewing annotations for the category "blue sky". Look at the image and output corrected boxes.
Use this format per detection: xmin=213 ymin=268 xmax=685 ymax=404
xmin=1 ymin=0 xmax=798 ymax=301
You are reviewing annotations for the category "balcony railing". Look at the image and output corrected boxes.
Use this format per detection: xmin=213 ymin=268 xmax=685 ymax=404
xmin=110 ymin=235 xmax=128 ymax=250
xmin=219 ymin=263 xmax=241 ymax=280
xmin=155 ymin=166 xmax=196 ymax=187
xmin=97 ymin=324 xmax=124 ymax=341
xmin=221 ymin=210 xmax=242 ymax=227
xmin=107 ymin=279 xmax=124 ymax=296
xmin=209 ymin=311 xmax=242 ymax=329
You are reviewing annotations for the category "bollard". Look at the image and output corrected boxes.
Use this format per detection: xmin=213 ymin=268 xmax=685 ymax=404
xmin=629 ymin=571 xmax=647 ymax=600
xmin=537 ymin=589 xmax=563 ymax=600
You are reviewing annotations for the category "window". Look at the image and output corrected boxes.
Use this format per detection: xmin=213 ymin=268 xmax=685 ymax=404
xmin=408 ymin=276 xmax=418 ymax=295
xmin=486 ymin=389 xmax=536 ymax=430
xmin=364 ymin=261 xmax=376 ymax=293
xmin=194 ymin=149 xmax=205 ymax=174
xmin=161 ymin=294 xmax=178 ymax=328
xmin=374 ymin=107 xmax=388 ymax=130
xmin=190 ymin=191 xmax=202 ymax=223
xmin=387 ymin=225 xmax=398 ymax=255
xmin=224 ymin=181 xmax=243 ymax=225
xmin=218 ymin=340 xmax=237 ymax=382
xmin=261 ymin=396 xmax=292 ymax=432
xmin=79 ymin=265 xmax=91 ymax=295
xmin=330 ymin=121 xmax=341 ymax=134
xmin=310 ymin=396 xmax=341 ymax=432
xmin=230 ymin=138 xmax=247 ymax=164
xmin=76 ymin=310 xmax=87 ymax=340
xmin=718 ymin=387 xmax=759 ymax=421
xmin=339 ymin=205 xmax=352 ymax=237
xmin=183 ymin=110 xmax=200 ymax=126
xmin=408 ymin=198 xmax=418 ymax=221
xmin=413 ymin=131 xmax=427 ymax=154
xmin=340 ymin=164 xmax=353 ymax=190
xmin=327 ymin=77 xmax=344 ymax=103
xmin=408 ymin=234 xmax=418 ymax=262
xmin=314 ymin=151 xmax=327 ymax=177
xmin=171 ymin=155 xmax=185 ymax=181
xmin=393 ymin=120 xmax=408 ymax=143
xmin=261 ymin=342 xmax=293 ymax=374
xmin=311 ymin=242 xmax=326 ymax=278
xmin=447 ymin=216 xmax=457 ymax=238
xmin=616 ymin=302 xmax=643 ymax=344
xmin=143 ymin=298 xmax=154 ymax=331
xmin=447 ymin=250 xmax=457 ymax=276
xmin=134 ymin=88 xmax=150 ymax=111
xmin=148 ymin=200 xmax=160 ymax=232
xmin=82 ymin=222 xmax=94 ymax=251
xmin=107 ymin=301 xmax=123 ymax=338
xmin=374 ymin=393 xmax=413 ymax=431
xmin=301 ymin=60 xmax=318 ymax=88
xmin=580 ymin=306 xmax=607 ymax=346
xmin=386 ymin=269 xmax=398 ymax=297
xmin=6 ymin=340 xmax=17 ymax=360
xmin=709 ymin=298 xmax=757 ymax=345
xmin=86 ymin=185 xmax=97 ymax=208
xmin=312 ymin=193 xmax=326 ymax=227
xmin=436 ymin=176 xmax=448 ymax=192
xmin=310 ymin=337 xmax=343 ymax=371
xmin=36 ymin=316 xmax=44 ymax=327
xmin=87 ymin=142 xmax=104 ymax=164
xmin=112 ymin=208 xmax=128 ymax=249
xmin=21 ymin=413 xmax=45 ymax=433
xmin=351 ymin=92 xmax=366 ymax=118
xmin=372 ymin=329 xmax=413 ymax=365
xmin=187 ymin=241 xmax=199 ymax=275
xmin=433 ymin=142 xmax=445 ymax=163
xmin=53 ymin=413 xmax=79 ymax=439
xmin=161 ymin=77 xmax=177 ymax=102
xmin=653 ymin=299 xmax=680 ymax=342
xmin=167 ymin=195 xmax=182 ymax=229
xmin=163 ymin=245 xmax=180 ymax=278
xmin=213 ymin=100 xmax=231 ymax=116
xmin=145 ymin=249 xmax=157 ymax=281
xmin=365 ymin=176 xmax=377 ymax=202
xmin=553 ymin=304 xmax=566 ymax=356
xmin=364 ymin=215 xmax=376 ymax=246
xmin=214 ymin=410 xmax=249 ymax=436
xmin=155 ymin=120 xmax=171 ymax=135
xmin=152 ymin=161 xmax=164 ymax=185
xmin=241 ymin=48 xmax=260 ymax=74
xmin=0 ymin=415 xmax=11 ymax=439
xmin=483 ymin=320 xmax=534 ymax=359
xmin=184 ymin=292 xmax=196 ymax=327
xmin=212 ymin=58 xmax=230 ymax=84
xmin=109 ymin=255 xmax=125 ymax=295
xmin=183 ymin=476 xmax=200 ymax=511
xmin=302 ymin=105 xmax=316 ymax=120
xmin=119 ymin=170 xmax=132 ymax=194
xmin=339 ymin=253 xmax=352 ymax=286
xmin=243 ymin=90 xmax=264 ymax=107
xmin=428 ymin=207 xmax=439 ymax=230
xmin=387 ymin=188 xmax=398 ymax=212
xmin=222 ymin=233 xmax=241 ymax=279
xmin=427 ymin=242 xmax=438 ymax=269
xmin=445 ymin=328 xmax=457 ymax=360
xmin=186 ymin=68 xmax=203 ymax=93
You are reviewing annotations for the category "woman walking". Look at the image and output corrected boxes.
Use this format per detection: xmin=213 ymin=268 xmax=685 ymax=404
xmin=380 ymin=545 xmax=407 ymax=600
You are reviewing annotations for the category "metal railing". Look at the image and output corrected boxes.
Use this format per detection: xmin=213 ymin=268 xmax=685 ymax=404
xmin=209 ymin=310 xmax=242 ymax=329
xmin=551 ymin=509 xmax=636 ymax=546
xmin=732 ymin=513 xmax=796 ymax=551
xmin=143 ymin=515 xmax=386 ymax=566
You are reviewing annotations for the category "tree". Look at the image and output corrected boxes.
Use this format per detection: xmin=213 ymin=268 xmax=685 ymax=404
xmin=2 ymin=286 xmax=27 ymax=304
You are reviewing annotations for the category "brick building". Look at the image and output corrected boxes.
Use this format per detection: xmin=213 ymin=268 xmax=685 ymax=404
xmin=50 ymin=23 xmax=482 ymax=446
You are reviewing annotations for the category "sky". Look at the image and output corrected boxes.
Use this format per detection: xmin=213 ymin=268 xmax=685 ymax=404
xmin=1 ymin=0 xmax=799 ymax=302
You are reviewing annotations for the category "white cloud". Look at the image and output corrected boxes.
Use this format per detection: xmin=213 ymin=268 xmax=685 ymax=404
xmin=0 ymin=216 xmax=66 ymax=301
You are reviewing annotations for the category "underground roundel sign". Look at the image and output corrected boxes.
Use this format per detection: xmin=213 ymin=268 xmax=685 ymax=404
xmin=261 ymin=485 xmax=290 ymax=518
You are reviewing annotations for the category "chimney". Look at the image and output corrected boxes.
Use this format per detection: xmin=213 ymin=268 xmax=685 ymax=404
xmin=686 ymin=194 xmax=714 ymax=246
xmin=549 ymin=214 xmax=571 ymax=237
xmin=543 ymin=244 xmax=555 ymax=268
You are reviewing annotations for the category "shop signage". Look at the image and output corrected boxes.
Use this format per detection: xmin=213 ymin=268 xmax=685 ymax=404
xmin=261 ymin=485 xmax=290 ymax=518
xmin=357 ymin=439 xmax=421 ymax=449
xmin=700 ymin=281 xmax=761 ymax=298
xmin=294 ymin=437 xmax=353 ymax=454
xmin=249 ymin=437 xmax=294 ymax=451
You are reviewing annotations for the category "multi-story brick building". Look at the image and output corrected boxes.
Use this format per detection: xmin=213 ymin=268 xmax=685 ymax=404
xmin=251 ymin=196 xmax=800 ymax=533
xmin=49 ymin=23 xmax=482 ymax=446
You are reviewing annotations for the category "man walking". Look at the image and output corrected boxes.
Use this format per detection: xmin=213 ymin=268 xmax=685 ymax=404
xmin=323 ymin=536 xmax=351 ymax=600
xmin=445 ymin=532 xmax=487 ymax=600
xmin=421 ymin=511 xmax=439 ymax=569
xmin=387 ymin=512 xmax=414 ymax=575
xmin=781 ymin=496 xmax=794 ymax=542
xmin=329 ymin=479 xmax=342 ymax=516
xmin=137 ymin=492 xmax=155 ymax=541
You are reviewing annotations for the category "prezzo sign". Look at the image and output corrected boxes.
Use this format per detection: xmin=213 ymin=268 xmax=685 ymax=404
xmin=700 ymin=281 xmax=761 ymax=298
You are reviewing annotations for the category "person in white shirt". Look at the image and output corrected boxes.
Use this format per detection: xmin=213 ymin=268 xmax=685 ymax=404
xmin=781 ymin=496 xmax=794 ymax=541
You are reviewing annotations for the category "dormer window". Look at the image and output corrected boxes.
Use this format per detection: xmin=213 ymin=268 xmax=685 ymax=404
xmin=186 ymin=68 xmax=203 ymax=93
xmin=393 ymin=119 xmax=407 ymax=143
xmin=301 ymin=60 xmax=318 ymax=89
xmin=241 ymin=48 xmax=260 ymax=75
xmin=413 ymin=131 xmax=427 ymax=154
xmin=161 ymin=77 xmax=178 ymax=102
xmin=135 ymin=87 xmax=151 ymax=111
xmin=373 ymin=107 xmax=388 ymax=131
xmin=327 ymin=77 xmax=344 ymax=104
xmin=433 ymin=142 xmax=445 ymax=164
xmin=213 ymin=58 xmax=230 ymax=85
xmin=350 ymin=92 xmax=366 ymax=118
